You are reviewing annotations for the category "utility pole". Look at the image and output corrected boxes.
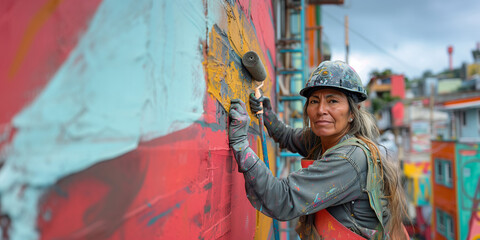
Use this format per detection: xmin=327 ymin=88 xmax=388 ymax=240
xmin=448 ymin=45 xmax=453 ymax=71
xmin=430 ymin=83 xmax=435 ymax=139
xmin=345 ymin=15 xmax=349 ymax=64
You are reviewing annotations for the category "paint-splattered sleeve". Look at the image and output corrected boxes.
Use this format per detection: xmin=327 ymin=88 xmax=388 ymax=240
xmin=263 ymin=109 xmax=309 ymax=157
xmin=243 ymin=145 xmax=366 ymax=221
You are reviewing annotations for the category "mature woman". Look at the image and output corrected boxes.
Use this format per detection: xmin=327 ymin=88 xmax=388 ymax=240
xmin=228 ymin=60 xmax=408 ymax=239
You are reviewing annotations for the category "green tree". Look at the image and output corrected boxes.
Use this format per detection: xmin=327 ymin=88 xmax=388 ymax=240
xmin=371 ymin=92 xmax=400 ymax=113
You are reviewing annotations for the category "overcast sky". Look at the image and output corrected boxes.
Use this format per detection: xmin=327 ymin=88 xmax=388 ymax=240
xmin=321 ymin=0 xmax=480 ymax=84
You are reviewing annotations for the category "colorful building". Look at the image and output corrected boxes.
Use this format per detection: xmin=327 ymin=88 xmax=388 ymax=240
xmin=432 ymin=95 xmax=480 ymax=240
xmin=403 ymin=161 xmax=432 ymax=239
xmin=401 ymin=102 xmax=449 ymax=240
xmin=367 ymin=74 xmax=406 ymax=130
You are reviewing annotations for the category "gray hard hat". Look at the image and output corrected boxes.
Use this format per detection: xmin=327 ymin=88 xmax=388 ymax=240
xmin=300 ymin=60 xmax=367 ymax=102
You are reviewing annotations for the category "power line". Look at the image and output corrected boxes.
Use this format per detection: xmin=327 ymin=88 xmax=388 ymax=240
xmin=322 ymin=11 xmax=419 ymax=71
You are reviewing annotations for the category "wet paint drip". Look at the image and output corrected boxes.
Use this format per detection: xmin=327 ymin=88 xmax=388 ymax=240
xmin=147 ymin=202 xmax=183 ymax=226
xmin=244 ymin=151 xmax=253 ymax=164
xmin=326 ymin=188 xmax=337 ymax=197
xmin=313 ymin=193 xmax=320 ymax=204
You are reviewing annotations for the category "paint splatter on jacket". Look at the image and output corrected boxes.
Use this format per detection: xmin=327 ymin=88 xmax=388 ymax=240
xmin=234 ymin=109 xmax=390 ymax=239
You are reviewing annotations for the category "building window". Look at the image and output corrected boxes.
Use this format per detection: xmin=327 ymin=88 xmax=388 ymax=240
xmin=462 ymin=111 xmax=467 ymax=126
xmin=435 ymin=159 xmax=453 ymax=188
xmin=436 ymin=208 xmax=455 ymax=240
xmin=478 ymin=110 xmax=480 ymax=134
xmin=478 ymin=109 xmax=480 ymax=125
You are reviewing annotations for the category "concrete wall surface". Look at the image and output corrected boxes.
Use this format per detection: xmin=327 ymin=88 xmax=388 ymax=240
xmin=0 ymin=1 xmax=277 ymax=239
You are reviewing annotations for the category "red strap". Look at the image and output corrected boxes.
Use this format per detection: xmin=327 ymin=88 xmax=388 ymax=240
xmin=301 ymin=159 xmax=366 ymax=239
xmin=301 ymin=159 xmax=315 ymax=168
xmin=314 ymin=209 xmax=367 ymax=240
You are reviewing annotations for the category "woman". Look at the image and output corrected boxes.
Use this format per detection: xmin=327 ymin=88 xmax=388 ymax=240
xmin=228 ymin=60 xmax=408 ymax=239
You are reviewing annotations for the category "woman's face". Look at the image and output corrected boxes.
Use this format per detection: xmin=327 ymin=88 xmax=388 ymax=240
xmin=306 ymin=88 xmax=353 ymax=140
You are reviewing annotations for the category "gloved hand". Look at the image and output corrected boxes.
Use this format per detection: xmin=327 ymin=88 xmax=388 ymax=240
xmin=249 ymin=93 xmax=280 ymax=138
xmin=249 ymin=93 xmax=272 ymax=115
xmin=229 ymin=99 xmax=260 ymax=172
xmin=229 ymin=99 xmax=250 ymax=152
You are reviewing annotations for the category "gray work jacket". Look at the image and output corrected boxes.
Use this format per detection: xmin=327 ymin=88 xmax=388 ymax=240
xmin=242 ymin=112 xmax=389 ymax=239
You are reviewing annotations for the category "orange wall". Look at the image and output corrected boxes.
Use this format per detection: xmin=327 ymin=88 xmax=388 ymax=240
xmin=431 ymin=141 xmax=458 ymax=240
xmin=306 ymin=5 xmax=318 ymax=67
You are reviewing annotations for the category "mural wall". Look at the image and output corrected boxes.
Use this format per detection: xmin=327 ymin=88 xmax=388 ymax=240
xmin=403 ymin=162 xmax=431 ymax=206
xmin=431 ymin=141 xmax=457 ymax=240
xmin=0 ymin=0 xmax=277 ymax=239
xmin=457 ymin=144 xmax=480 ymax=240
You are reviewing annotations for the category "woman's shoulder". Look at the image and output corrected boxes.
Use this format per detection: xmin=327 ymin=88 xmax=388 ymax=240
xmin=321 ymin=135 xmax=369 ymax=170
xmin=324 ymin=135 xmax=368 ymax=157
xmin=330 ymin=135 xmax=375 ymax=159
xmin=330 ymin=135 xmax=368 ymax=151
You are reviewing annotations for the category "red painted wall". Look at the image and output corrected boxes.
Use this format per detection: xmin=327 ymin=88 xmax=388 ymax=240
xmin=0 ymin=0 xmax=102 ymax=150
xmin=37 ymin=95 xmax=259 ymax=239
xmin=0 ymin=0 xmax=277 ymax=239
xmin=391 ymin=74 xmax=405 ymax=127
xmin=391 ymin=74 xmax=405 ymax=99
xmin=392 ymin=101 xmax=404 ymax=127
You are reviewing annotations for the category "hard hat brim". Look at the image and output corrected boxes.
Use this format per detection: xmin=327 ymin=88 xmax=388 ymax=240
xmin=300 ymin=85 xmax=367 ymax=103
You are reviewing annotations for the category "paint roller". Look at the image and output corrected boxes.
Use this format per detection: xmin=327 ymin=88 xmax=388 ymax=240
xmin=241 ymin=51 xmax=268 ymax=165
xmin=242 ymin=51 xmax=267 ymax=120
xmin=242 ymin=51 xmax=267 ymax=86
xmin=242 ymin=51 xmax=279 ymax=240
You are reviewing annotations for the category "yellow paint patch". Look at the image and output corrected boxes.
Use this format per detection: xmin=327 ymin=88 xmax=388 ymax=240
xmin=204 ymin=6 xmax=277 ymax=239
xmin=204 ymin=26 xmax=253 ymax=114
xmin=267 ymin=139 xmax=276 ymax=176
xmin=256 ymin=135 xmax=263 ymax=160
xmin=226 ymin=6 xmax=255 ymax=59
xmin=404 ymin=162 xmax=431 ymax=205
xmin=327 ymin=220 xmax=336 ymax=231
xmin=203 ymin=4 xmax=272 ymax=122
xmin=254 ymin=211 xmax=272 ymax=240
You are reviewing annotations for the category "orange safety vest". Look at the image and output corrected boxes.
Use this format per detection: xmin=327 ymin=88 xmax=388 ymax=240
xmin=301 ymin=159 xmax=367 ymax=240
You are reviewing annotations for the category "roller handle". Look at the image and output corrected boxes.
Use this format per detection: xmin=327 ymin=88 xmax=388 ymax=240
xmin=254 ymin=82 xmax=264 ymax=114
xmin=242 ymin=51 xmax=279 ymax=240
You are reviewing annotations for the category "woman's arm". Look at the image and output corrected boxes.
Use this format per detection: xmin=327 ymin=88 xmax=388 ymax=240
xmin=230 ymin=99 xmax=365 ymax=220
xmin=242 ymin=145 xmax=366 ymax=221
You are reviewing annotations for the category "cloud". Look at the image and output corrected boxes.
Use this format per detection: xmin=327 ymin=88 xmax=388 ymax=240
xmin=322 ymin=0 xmax=480 ymax=81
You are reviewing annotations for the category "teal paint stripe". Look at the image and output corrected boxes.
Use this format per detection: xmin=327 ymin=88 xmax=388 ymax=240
xmin=147 ymin=202 xmax=183 ymax=226
xmin=0 ymin=0 xmax=210 ymax=239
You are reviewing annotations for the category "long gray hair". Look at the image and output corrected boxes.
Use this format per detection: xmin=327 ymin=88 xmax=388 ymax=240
xmin=302 ymin=95 xmax=408 ymax=239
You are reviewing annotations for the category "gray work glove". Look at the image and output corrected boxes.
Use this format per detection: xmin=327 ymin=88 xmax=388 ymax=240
xmin=249 ymin=93 xmax=272 ymax=114
xmin=229 ymin=99 xmax=259 ymax=172
xmin=249 ymin=93 xmax=280 ymax=137
xmin=229 ymin=99 xmax=250 ymax=152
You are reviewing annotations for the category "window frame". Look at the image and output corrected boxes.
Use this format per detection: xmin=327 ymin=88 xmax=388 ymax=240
xmin=478 ymin=109 xmax=480 ymax=134
xmin=436 ymin=208 xmax=455 ymax=240
xmin=434 ymin=158 xmax=453 ymax=188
